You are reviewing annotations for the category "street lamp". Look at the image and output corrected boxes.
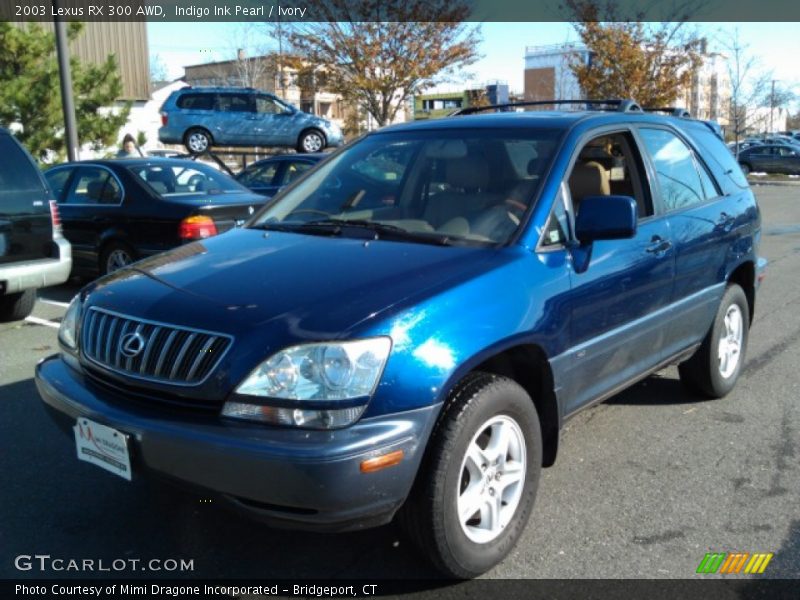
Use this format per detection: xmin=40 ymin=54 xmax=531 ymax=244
xmin=52 ymin=0 xmax=79 ymax=160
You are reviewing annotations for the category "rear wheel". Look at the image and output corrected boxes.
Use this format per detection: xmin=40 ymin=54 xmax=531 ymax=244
xmin=679 ymin=284 xmax=749 ymax=398
xmin=297 ymin=129 xmax=325 ymax=153
xmin=0 ymin=289 xmax=36 ymax=322
xmin=400 ymin=372 xmax=542 ymax=578
xmin=739 ymin=162 xmax=751 ymax=175
xmin=184 ymin=128 xmax=212 ymax=154
xmin=100 ymin=241 xmax=136 ymax=276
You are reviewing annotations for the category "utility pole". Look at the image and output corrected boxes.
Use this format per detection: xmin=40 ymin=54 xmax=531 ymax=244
xmin=53 ymin=1 xmax=79 ymax=160
xmin=769 ymin=79 xmax=776 ymax=135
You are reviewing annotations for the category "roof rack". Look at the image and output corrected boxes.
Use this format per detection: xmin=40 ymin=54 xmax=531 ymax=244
xmin=449 ymin=98 xmax=643 ymax=116
xmin=642 ymin=106 xmax=692 ymax=118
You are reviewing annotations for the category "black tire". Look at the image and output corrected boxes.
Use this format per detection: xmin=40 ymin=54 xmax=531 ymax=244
xmin=297 ymin=129 xmax=326 ymax=153
xmin=400 ymin=372 xmax=542 ymax=578
xmin=678 ymin=284 xmax=750 ymax=399
xmin=739 ymin=162 xmax=751 ymax=175
xmin=184 ymin=128 xmax=213 ymax=155
xmin=100 ymin=241 xmax=136 ymax=276
xmin=0 ymin=289 xmax=36 ymax=322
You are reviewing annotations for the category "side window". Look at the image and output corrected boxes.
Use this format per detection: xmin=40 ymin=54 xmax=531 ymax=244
xmin=44 ymin=168 xmax=74 ymax=201
xmin=541 ymin=183 xmax=570 ymax=248
xmin=639 ymin=128 xmax=710 ymax=211
xmin=566 ymin=131 xmax=652 ymax=219
xmin=0 ymin=135 xmax=43 ymax=192
xmin=240 ymin=163 xmax=279 ymax=187
xmin=176 ymin=94 xmax=214 ymax=110
xmin=217 ymin=94 xmax=253 ymax=113
xmin=65 ymin=168 xmax=121 ymax=205
xmin=283 ymin=161 xmax=313 ymax=185
xmin=255 ymin=96 xmax=284 ymax=114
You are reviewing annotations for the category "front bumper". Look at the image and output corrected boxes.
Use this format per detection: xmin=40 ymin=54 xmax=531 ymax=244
xmin=0 ymin=237 xmax=71 ymax=294
xmin=35 ymin=355 xmax=439 ymax=531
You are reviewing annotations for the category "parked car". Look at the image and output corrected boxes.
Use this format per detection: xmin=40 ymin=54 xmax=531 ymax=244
xmin=236 ymin=153 xmax=326 ymax=198
xmin=727 ymin=140 xmax=763 ymax=154
xmin=43 ymin=158 xmax=266 ymax=277
xmin=158 ymin=87 xmax=345 ymax=155
xmin=0 ymin=128 xmax=71 ymax=321
xmin=36 ymin=102 xmax=766 ymax=577
xmin=737 ymin=144 xmax=800 ymax=174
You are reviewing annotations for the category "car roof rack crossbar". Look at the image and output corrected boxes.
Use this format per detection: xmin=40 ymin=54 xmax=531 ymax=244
xmin=449 ymin=98 xmax=643 ymax=116
xmin=642 ymin=106 xmax=692 ymax=118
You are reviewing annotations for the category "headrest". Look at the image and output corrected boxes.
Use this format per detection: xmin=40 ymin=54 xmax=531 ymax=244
xmin=86 ymin=180 xmax=104 ymax=202
xmin=446 ymin=155 xmax=489 ymax=191
xmin=569 ymin=161 xmax=610 ymax=203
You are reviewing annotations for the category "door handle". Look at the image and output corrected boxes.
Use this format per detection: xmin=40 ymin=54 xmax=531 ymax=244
xmin=646 ymin=236 xmax=672 ymax=255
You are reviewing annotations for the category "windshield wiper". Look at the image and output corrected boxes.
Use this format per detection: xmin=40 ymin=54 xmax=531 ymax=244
xmin=302 ymin=219 xmax=452 ymax=245
xmin=252 ymin=218 xmax=452 ymax=245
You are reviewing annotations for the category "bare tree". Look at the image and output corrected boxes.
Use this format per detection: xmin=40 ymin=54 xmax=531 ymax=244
xmin=285 ymin=0 xmax=481 ymax=128
xmin=718 ymin=28 xmax=777 ymax=153
xmin=215 ymin=23 xmax=275 ymax=89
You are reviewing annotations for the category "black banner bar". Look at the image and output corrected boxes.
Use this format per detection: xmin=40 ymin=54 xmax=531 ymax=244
xmin=3 ymin=0 xmax=800 ymax=22
xmin=3 ymin=579 xmax=800 ymax=600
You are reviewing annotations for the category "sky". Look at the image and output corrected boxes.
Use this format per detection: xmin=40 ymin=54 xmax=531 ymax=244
xmin=148 ymin=21 xmax=800 ymax=97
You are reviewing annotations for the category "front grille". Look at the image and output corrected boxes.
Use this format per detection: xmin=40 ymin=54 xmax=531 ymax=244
xmin=81 ymin=307 xmax=233 ymax=386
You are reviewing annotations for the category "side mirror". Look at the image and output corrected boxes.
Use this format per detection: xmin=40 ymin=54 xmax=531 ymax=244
xmin=575 ymin=195 xmax=637 ymax=243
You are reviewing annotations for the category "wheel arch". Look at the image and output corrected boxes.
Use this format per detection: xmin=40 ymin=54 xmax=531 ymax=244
xmin=728 ymin=260 xmax=756 ymax=324
xmin=435 ymin=343 xmax=561 ymax=468
xmin=298 ymin=127 xmax=327 ymax=148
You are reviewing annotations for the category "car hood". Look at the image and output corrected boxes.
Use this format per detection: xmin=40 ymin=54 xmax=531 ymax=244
xmin=86 ymin=228 xmax=502 ymax=339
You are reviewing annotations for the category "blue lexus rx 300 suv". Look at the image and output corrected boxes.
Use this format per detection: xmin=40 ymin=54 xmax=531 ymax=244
xmin=37 ymin=100 xmax=766 ymax=577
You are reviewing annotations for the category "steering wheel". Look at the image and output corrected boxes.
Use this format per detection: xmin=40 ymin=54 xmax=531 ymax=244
xmin=187 ymin=174 xmax=206 ymax=191
xmin=504 ymin=197 xmax=528 ymax=218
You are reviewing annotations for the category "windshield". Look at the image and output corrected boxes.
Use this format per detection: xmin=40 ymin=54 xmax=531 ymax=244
xmin=251 ymin=129 xmax=561 ymax=245
xmin=129 ymin=162 xmax=249 ymax=197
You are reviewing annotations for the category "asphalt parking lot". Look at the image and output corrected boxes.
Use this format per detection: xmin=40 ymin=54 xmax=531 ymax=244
xmin=1 ymin=186 xmax=798 ymax=581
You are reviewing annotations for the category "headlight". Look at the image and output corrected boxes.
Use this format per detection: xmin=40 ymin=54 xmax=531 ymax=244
xmin=224 ymin=337 xmax=391 ymax=429
xmin=58 ymin=296 xmax=82 ymax=351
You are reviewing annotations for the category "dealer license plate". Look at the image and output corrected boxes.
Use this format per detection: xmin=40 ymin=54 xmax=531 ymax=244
xmin=73 ymin=417 xmax=132 ymax=481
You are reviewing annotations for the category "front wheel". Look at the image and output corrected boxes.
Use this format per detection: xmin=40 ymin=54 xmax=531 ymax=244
xmin=297 ymin=129 xmax=325 ymax=153
xmin=679 ymin=284 xmax=750 ymax=398
xmin=739 ymin=162 xmax=751 ymax=175
xmin=400 ymin=372 xmax=542 ymax=578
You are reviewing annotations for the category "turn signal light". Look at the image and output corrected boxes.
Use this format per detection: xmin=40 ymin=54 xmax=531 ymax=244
xmin=160 ymin=112 xmax=168 ymax=127
xmin=179 ymin=215 xmax=217 ymax=240
xmin=360 ymin=450 xmax=404 ymax=473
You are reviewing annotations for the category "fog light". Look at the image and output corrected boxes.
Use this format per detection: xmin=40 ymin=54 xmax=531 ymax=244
xmin=221 ymin=401 xmax=366 ymax=429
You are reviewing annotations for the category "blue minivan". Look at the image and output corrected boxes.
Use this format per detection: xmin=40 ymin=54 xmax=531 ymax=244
xmin=37 ymin=101 xmax=765 ymax=577
xmin=158 ymin=86 xmax=345 ymax=154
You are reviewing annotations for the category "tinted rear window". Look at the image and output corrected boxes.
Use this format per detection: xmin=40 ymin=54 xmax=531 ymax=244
xmin=176 ymin=93 xmax=215 ymax=110
xmin=0 ymin=134 xmax=43 ymax=191
xmin=683 ymin=125 xmax=749 ymax=190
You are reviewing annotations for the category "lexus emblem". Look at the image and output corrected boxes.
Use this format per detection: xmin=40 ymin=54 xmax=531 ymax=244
xmin=119 ymin=332 xmax=146 ymax=358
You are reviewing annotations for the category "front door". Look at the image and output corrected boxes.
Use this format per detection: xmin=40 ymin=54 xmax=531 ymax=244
xmin=560 ymin=129 xmax=675 ymax=415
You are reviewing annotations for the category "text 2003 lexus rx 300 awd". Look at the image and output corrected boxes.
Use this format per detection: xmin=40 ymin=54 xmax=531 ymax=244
xmin=36 ymin=103 xmax=766 ymax=577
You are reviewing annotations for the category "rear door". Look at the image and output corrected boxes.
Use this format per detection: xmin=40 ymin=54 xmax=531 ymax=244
xmin=0 ymin=132 xmax=53 ymax=265
xmin=215 ymin=93 xmax=257 ymax=145
xmin=56 ymin=166 xmax=125 ymax=269
xmin=637 ymin=126 xmax=734 ymax=358
xmin=776 ymin=146 xmax=800 ymax=174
